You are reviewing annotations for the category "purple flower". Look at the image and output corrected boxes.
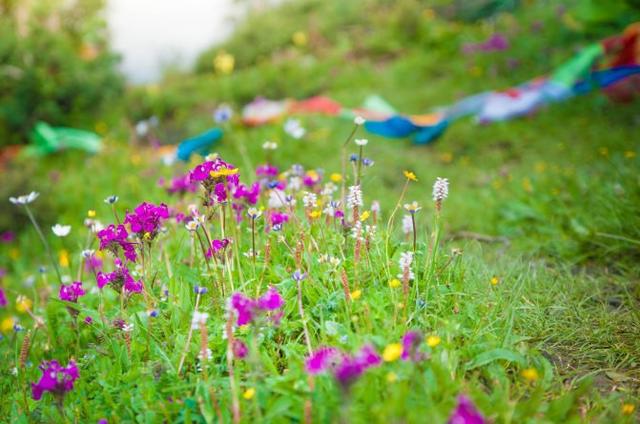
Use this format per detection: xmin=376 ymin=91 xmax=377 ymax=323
xmin=189 ymin=158 xmax=239 ymax=185
xmin=0 ymin=231 xmax=15 ymax=243
xmin=232 ymin=339 xmax=248 ymax=359
xmin=307 ymin=344 xmax=381 ymax=389
xmin=401 ymin=330 xmax=424 ymax=361
xmin=31 ymin=360 xmax=79 ymax=401
xmin=97 ymin=224 xmax=137 ymax=262
xmin=59 ymin=281 xmax=85 ymax=302
xmin=233 ymin=182 xmax=260 ymax=205
xmin=84 ymin=316 xmax=93 ymax=324
xmin=462 ymin=33 xmax=509 ymax=54
xmin=270 ymin=212 xmax=289 ymax=227
xmin=205 ymin=238 xmax=230 ymax=259
xmin=84 ymin=254 xmax=102 ymax=273
xmin=166 ymin=174 xmax=198 ymax=195
xmin=124 ymin=202 xmax=169 ymax=237
xmin=213 ymin=182 xmax=228 ymax=203
xmin=305 ymin=347 xmax=340 ymax=374
xmin=448 ymin=395 xmax=485 ymax=424
xmin=229 ymin=286 xmax=284 ymax=326
xmin=256 ymin=165 xmax=279 ymax=178
xmin=96 ymin=259 xmax=142 ymax=294
xmin=0 ymin=287 xmax=6 ymax=307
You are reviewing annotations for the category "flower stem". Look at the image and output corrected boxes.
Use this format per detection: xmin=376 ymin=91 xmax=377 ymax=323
xmin=24 ymin=205 xmax=62 ymax=284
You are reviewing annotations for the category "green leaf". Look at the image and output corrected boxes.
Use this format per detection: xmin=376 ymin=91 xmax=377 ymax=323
xmin=465 ymin=348 xmax=525 ymax=371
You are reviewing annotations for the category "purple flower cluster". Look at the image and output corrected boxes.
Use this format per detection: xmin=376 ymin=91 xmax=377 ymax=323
xmin=447 ymin=395 xmax=485 ymax=424
xmin=166 ymin=174 xmax=198 ymax=196
xmin=305 ymin=344 xmax=382 ymax=389
xmin=0 ymin=287 xmax=6 ymax=307
xmin=189 ymin=158 xmax=239 ymax=185
xmin=256 ymin=164 xmax=278 ymax=178
xmin=233 ymin=182 xmax=260 ymax=205
xmin=401 ymin=330 xmax=426 ymax=362
xmin=59 ymin=281 xmax=85 ymax=302
xmin=96 ymin=258 xmax=143 ymax=294
xmin=462 ymin=33 xmax=509 ymax=54
xmin=31 ymin=360 xmax=79 ymax=401
xmin=84 ymin=254 xmax=102 ymax=273
xmin=232 ymin=339 xmax=248 ymax=359
xmin=205 ymin=238 xmax=230 ymax=259
xmin=230 ymin=286 xmax=284 ymax=326
xmin=97 ymin=224 xmax=137 ymax=262
xmin=270 ymin=212 xmax=289 ymax=228
xmin=124 ymin=202 xmax=169 ymax=237
xmin=0 ymin=231 xmax=15 ymax=243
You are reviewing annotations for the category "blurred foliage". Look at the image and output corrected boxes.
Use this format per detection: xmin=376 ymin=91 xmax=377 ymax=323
xmin=0 ymin=0 xmax=124 ymax=147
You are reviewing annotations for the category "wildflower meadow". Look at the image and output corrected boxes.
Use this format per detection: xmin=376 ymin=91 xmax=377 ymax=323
xmin=1 ymin=1 xmax=639 ymax=423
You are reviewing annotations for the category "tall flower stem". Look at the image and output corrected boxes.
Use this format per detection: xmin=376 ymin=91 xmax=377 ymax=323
xmin=177 ymin=292 xmax=201 ymax=376
xmin=24 ymin=205 xmax=62 ymax=284
xmin=355 ymin=145 xmax=364 ymax=186
xmin=411 ymin=214 xmax=417 ymax=253
xmin=225 ymin=314 xmax=241 ymax=424
xmin=384 ymin=179 xmax=409 ymax=277
xmin=297 ymin=280 xmax=313 ymax=355
xmin=340 ymin=125 xmax=359 ymax=209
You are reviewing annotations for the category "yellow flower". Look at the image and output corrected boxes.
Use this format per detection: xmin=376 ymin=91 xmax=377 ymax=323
xmin=309 ymin=210 xmax=321 ymax=219
xmin=59 ymin=249 xmax=70 ymax=268
xmin=521 ymin=368 xmax=539 ymax=382
xmin=382 ymin=343 xmax=403 ymax=362
xmin=9 ymin=248 xmax=20 ymax=260
xmin=214 ymin=51 xmax=235 ymax=75
xmin=16 ymin=296 xmax=32 ymax=313
xmin=350 ymin=290 xmax=362 ymax=300
xmin=403 ymin=170 xmax=417 ymax=182
xmin=386 ymin=372 xmax=398 ymax=383
xmin=87 ymin=210 xmax=96 ymax=218
xmin=622 ymin=403 xmax=635 ymax=415
xmin=292 ymin=31 xmax=308 ymax=47
xmin=389 ymin=278 xmax=401 ymax=289
xmin=426 ymin=335 xmax=441 ymax=348
xmin=210 ymin=168 xmax=239 ymax=178
xmin=242 ymin=388 xmax=255 ymax=400
xmin=143 ymin=232 xmax=152 ymax=241
xmin=330 ymin=173 xmax=342 ymax=183
xmin=1 ymin=317 xmax=15 ymax=333
xmin=624 ymin=151 xmax=636 ymax=159
xmin=490 ymin=277 xmax=499 ymax=286
xmin=359 ymin=211 xmax=370 ymax=222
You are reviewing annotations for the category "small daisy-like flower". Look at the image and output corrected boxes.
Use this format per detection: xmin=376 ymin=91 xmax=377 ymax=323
xmin=354 ymin=116 xmax=365 ymax=126
xmin=262 ymin=141 xmax=278 ymax=150
xmin=382 ymin=343 xmax=403 ymax=362
xmin=432 ymin=177 xmax=449 ymax=202
xmin=9 ymin=191 xmax=39 ymax=205
xmin=403 ymin=171 xmax=417 ymax=182
xmin=122 ymin=323 xmax=134 ymax=333
xmin=330 ymin=173 xmax=342 ymax=183
xmin=191 ymin=311 xmax=209 ymax=330
xmin=389 ymin=278 xmax=401 ymax=288
xmin=104 ymin=195 xmax=119 ymax=204
xmin=350 ymin=289 xmax=362 ymax=300
xmin=247 ymin=207 xmax=262 ymax=219
xmin=354 ymin=138 xmax=368 ymax=146
xmin=403 ymin=201 xmax=421 ymax=214
xmin=185 ymin=221 xmax=199 ymax=232
xmin=51 ymin=224 xmax=71 ymax=237
xmin=490 ymin=277 xmax=499 ymax=285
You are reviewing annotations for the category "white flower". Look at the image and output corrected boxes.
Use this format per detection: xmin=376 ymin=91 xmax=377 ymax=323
xmin=135 ymin=120 xmax=149 ymax=137
xmin=262 ymin=141 xmax=278 ymax=150
xmin=320 ymin=182 xmax=337 ymax=196
xmin=104 ymin=195 xmax=118 ymax=204
xmin=192 ymin=311 xmax=209 ymax=330
xmin=323 ymin=200 xmax=340 ymax=217
xmin=288 ymin=176 xmax=302 ymax=191
xmin=284 ymin=118 xmax=306 ymax=139
xmin=81 ymin=249 xmax=95 ymax=258
xmin=247 ymin=207 xmax=262 ymax=219
xmin=9 ymin=191 xmax=39 ymax=205
xmin=302 ymin=192 xmax=317 ymax=208
xmin=346 ymin=185 xmax=363 ymax=208
xmin=354 ymin=138 xmax=368 ymax=146
xmin=198 ymin=348 xmax=213 ymax=362
xmin=51 ymin=224 xmax=71 ymax=237
xmin=398 ymin=251 xmax=415 ymax=281
xmin=350 ymin=221 xmax=364 ymax=241
xmin=403 ymin=201 xmax=422 ymax=214
xmin=122 ymin=323 xmax=134 ymax=333
xmin=364 ymin=225 xmax=377 ymax=238
xmin=432 ymin=177 xmax=449 ymax=202
xmin=371 ymin=200 xmax=380 ymax=213
xmin=402 ymin=215 xmax=413 ymax=235
xmin=354 ymin=116 xmax=365 ymax=126
xmin=185 ymin=220 xmax=199 ymax=232
xmin=268 ymin=190 xmax=286 ymax=209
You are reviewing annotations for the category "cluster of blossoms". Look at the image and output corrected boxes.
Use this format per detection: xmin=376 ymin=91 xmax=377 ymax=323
xmin=206 ymin=238 xmax=230 ymax=259
xmin=96 ymin=258 xmax=143 ymax=294
xmin=163 ymin=174 xmax=198 ymax=196
xmin=124 ymin=202 xmax=169 ymax=239
xmin=229 ymin=286 xmax=284 ymax=326
xmin=305 ymin=344 xmax=381 ymax=389
xmin=59 ymin=281 xmax=85 ymax=303
xmin=398 ymin=251 xmax=415 ymax=281
xmin=0 ymin=287 xmax=6 ymax=307
xmin=97 ymin=225 xmax=137 ymax=262
xmin=31 ymin=360 xmax=79 ymax=401
xmin=346 ymin=185 xmax=363 ymax=209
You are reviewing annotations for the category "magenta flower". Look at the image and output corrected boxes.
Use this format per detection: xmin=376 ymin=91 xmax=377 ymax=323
xmin=448 ymin=395 xmax=485 ymax=424
xmin=0 ymin=287 xmax=6 ymax=307
xmin=270 ymin=212 xmax=289 ymax=228
xmin=189 ymin=158 xmax=239 ymax=185
xmin=84 ymin=254 xmax=102 ymax=273
xmin=306 ymin=344 xmax=381 ymax=389
xmin=96 ymin=259 xmax=143 ymax=294
xmin=205 ymin=238 xmax=230 ymax=259
xmin=124 ymin=202 xmax=169 ymax=237
xmin=0 ymin=231 xmax=15 ymax=243
xmin=166 ymin=174 xmax=198 ymax=195
xmin=97 ymin=224 xmax=137 ymax=262
xmin=256 ymin=164 xmax=279 ymax=178
xmin=232 ymin=339 xmax=248 ymax=359
xmin=401 ymin=330 xmax=425 ymax=361
xmin=229 ymin=286 xmax=284 ymax=326
xmin=31 ymin=360 xmax=79 ymax=401
xmin=234 ymin=182 xmax=260 ymax=205
xmin=59 ymin=281 xmax=85 ymax=302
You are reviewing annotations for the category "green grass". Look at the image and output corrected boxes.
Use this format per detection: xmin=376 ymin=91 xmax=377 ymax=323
xmin=1 ymin=0 xmax=639 ymax=422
